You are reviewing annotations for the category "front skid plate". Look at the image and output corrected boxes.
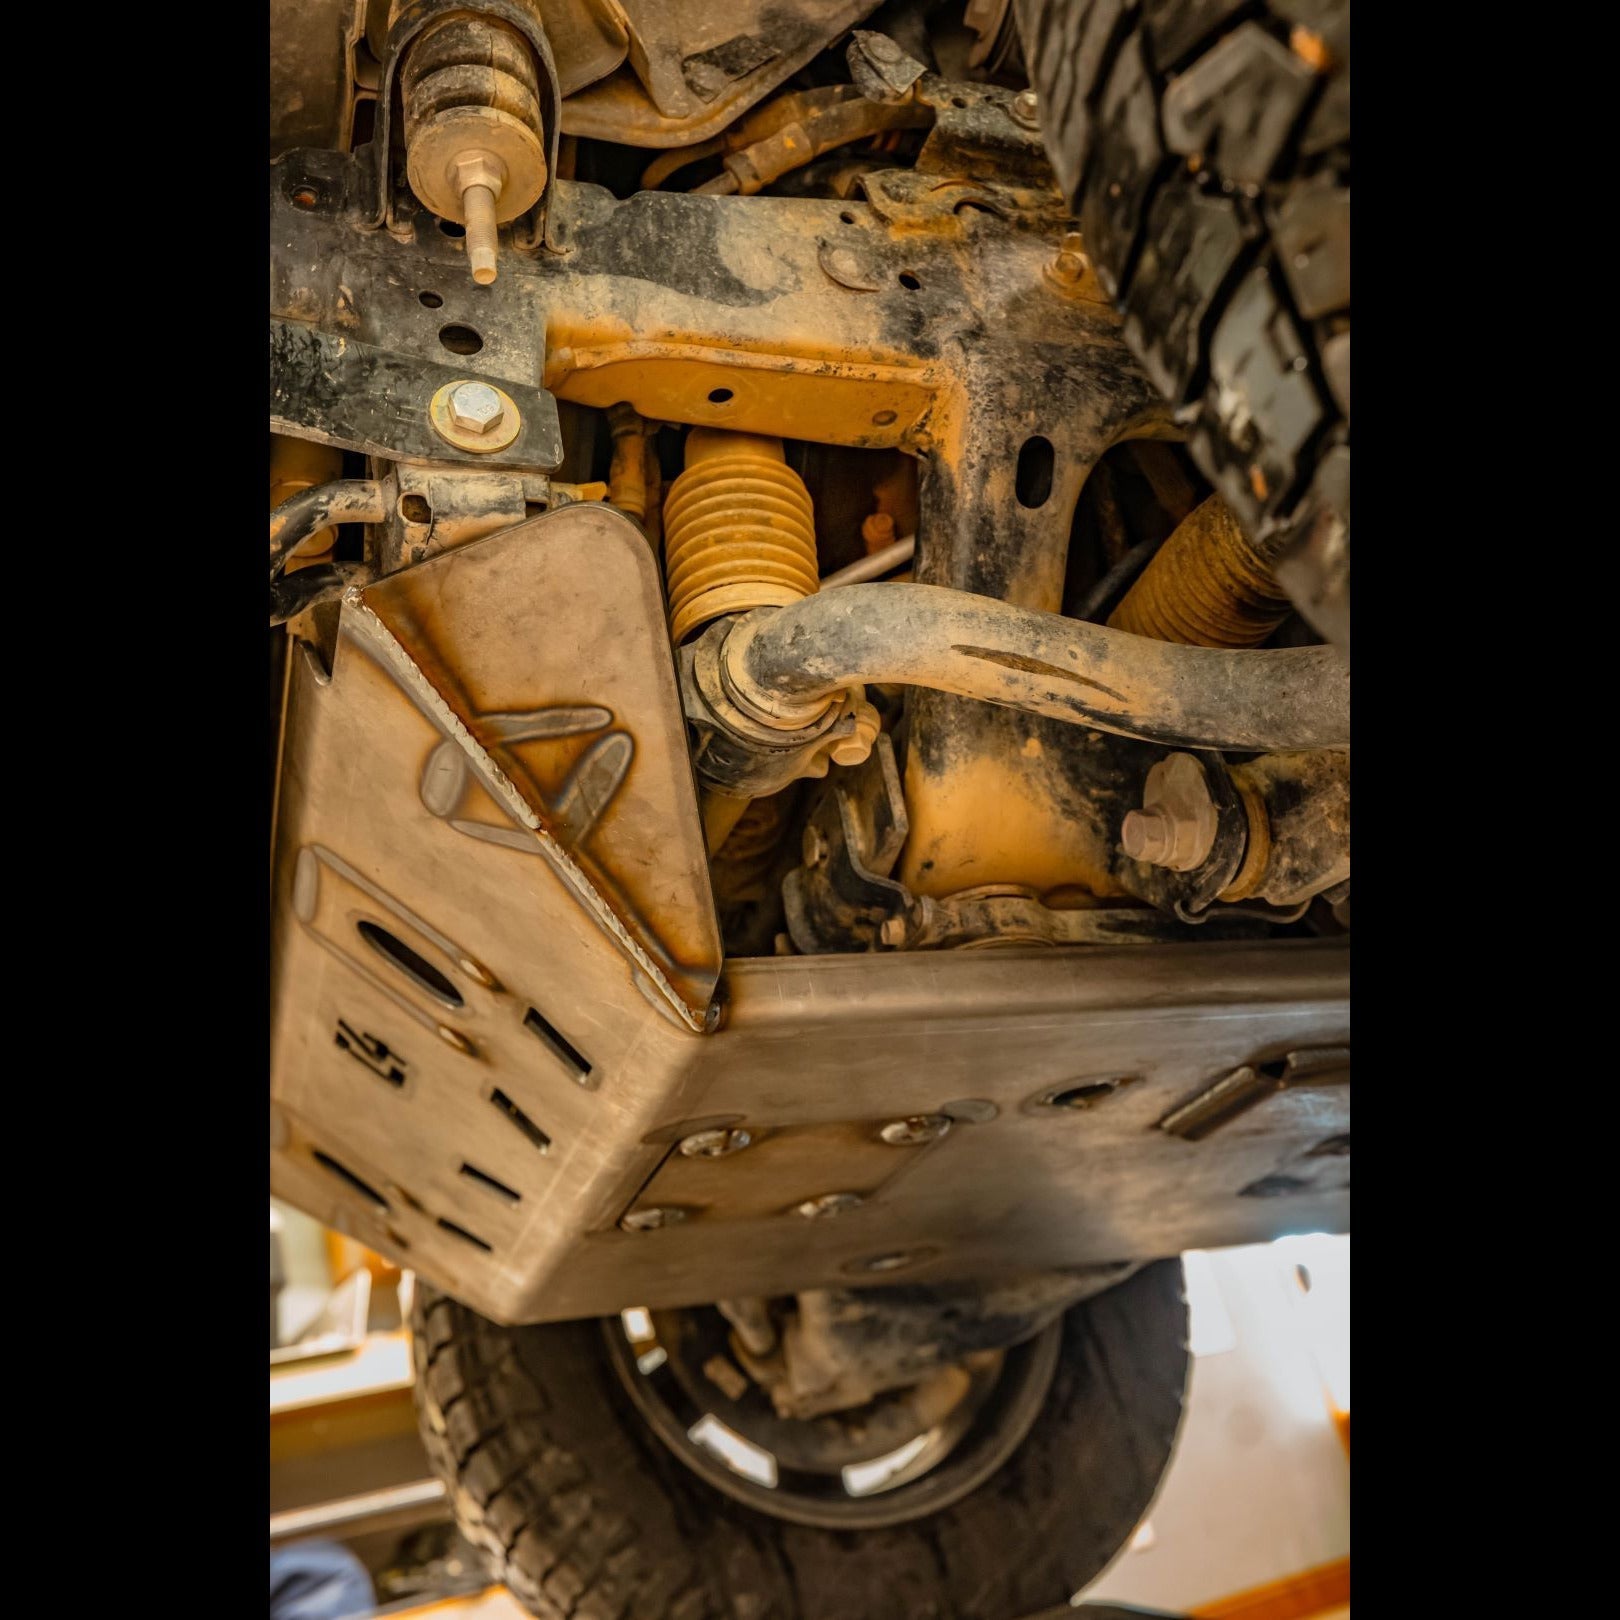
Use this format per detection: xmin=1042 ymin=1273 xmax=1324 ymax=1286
xmin=270 ymin=506 xmax=1348 ymax=1325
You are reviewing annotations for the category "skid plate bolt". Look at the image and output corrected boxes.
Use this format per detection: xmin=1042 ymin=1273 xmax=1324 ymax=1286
xmin=1011 ymin=89 xmax=1040 ymax=128
xmin=1050 ymin=232 xmax=1089 ymax=286
xmin=447 ymin=381 xmax=506 ymax=435
xmin=795 ymin=1191 xmax=864 ymax=1219
xmin=879 ymin=1114 xmax=952 ymax=1146
xmin=620 ymin=1206 xmax=686 ymax=1232
xmin=679 ymin=1127 xmax=753 ymax=1159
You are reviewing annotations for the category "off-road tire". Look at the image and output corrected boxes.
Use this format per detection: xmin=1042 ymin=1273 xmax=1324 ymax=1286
xmin=1014 ymin=0 xmax=1350 ymax=643
xmin=410 ymin=1261 xmax=1190 ymax=1620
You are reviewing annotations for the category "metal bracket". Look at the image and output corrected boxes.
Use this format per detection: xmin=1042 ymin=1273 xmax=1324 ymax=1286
xmin=270 ymin=319 xmax=563 ymax=471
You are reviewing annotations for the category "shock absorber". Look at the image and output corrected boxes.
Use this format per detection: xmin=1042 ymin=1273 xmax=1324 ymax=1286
xmin=400 ymin=12 xmax=547 ymax=285
xmin=662 ymin=430 xmax=820 ymax=644
xmin=1109 ymin=494 xmax=1292 ymax=647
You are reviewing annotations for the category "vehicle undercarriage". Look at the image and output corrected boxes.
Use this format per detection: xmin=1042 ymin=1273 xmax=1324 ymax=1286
xmin=269 ymin=2 xmax=1350 ymax=1613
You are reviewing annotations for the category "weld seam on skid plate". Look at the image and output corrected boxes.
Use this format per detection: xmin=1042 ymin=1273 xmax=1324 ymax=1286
xmin=341 ymin=589 xmax=708 ymax=1032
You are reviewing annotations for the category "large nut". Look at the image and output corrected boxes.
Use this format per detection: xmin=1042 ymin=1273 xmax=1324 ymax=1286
xmin=447 ymin=382 xmax=506 ymax=435
xmin=1121 ymin=753 xmax=1219 ymax=872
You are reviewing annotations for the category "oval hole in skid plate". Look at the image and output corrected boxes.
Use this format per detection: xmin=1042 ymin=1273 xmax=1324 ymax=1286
xmin=357 ymin=920 xmax=464 ymax=1009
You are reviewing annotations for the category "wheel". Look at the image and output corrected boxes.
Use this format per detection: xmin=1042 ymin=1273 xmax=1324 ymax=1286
xmin=1014 ymin=0 xmax=1351 ymax=646
xmin=410 ymin=1261 xmax=1190 ymax=1620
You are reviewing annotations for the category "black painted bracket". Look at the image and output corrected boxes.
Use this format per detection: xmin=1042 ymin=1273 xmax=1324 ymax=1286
xmin=270 ymin=318 xmax=564 ymax=472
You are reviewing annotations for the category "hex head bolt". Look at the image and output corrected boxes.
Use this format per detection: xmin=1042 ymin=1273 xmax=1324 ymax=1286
xmin=446 ymin=381 xmax=505 ymax=435
xmin=1120 ymin=753 xmax=1219 ymax=872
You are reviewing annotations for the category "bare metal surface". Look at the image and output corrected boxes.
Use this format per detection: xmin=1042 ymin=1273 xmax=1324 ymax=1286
xmin=271 ymin=510 xmax=1346 ymax=1325
xmin=820 ymin=534 xmax=916 ymax=589
xmin=270 ymin=505 xmax=725 ymax=1321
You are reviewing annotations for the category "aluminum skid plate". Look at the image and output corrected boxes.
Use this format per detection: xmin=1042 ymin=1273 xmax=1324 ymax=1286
xmin=270 ymin=504 xmax=1349 ymax=1326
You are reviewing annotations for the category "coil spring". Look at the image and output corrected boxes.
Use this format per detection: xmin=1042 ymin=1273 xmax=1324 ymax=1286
xmin=1109 ymin=495 xmax=1292 ymax=648
xmin=663 ymin=431 xmax=819 ymax=644
xmin=711 ymin=791 xmax=792 ymax=908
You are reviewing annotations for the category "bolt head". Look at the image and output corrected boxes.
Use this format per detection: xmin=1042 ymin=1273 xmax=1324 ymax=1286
xmin=1121 ymin=808 xmax=1171 ymax=863
xmin=1124 ymin=755 xmax=1219 ymax=871
xmin=1050 ymin=232 xmax=1089 ymax=285
xmin=620 ymin=1206 xmax=686 ymax=1232
xmin=679 ymin=1127 xmax=752 ymax=1159
xmin=447 ymin=381 xmax=505 ymax=435
xmin=866 ymin=33 xmax=903 ymax=62
xmin=879 ymin=1114 xmax=951 ymax=1146
xmin=794 ymin=1191 xmax=864 ymax=1220
xmin=878 ymin=916 xmax=907 ymax=947
xmin=1011 ymin=89 xmax=1040 ymax=127
xmin=856 ymin=1251 xmax=919 ymax=1273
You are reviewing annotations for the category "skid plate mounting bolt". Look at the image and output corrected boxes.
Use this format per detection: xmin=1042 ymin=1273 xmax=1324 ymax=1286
xmin=879 ymin=1114 xmax=952 ymax=1146
xmin=1011 ymin=89 xmax=1040 ymax=128
xmin=1050 ymin=232 xmax=1088 ymax=287
xmin=1120 ymin=753 xmax=1219 ymax=872
xmin=620 ymin=1206 xmax=686 ymax=1232
xmin=679 ymin=1127 xmax=752 ymax=1158
xmin=795 ymin=1191 xmax=864 ymax=1219
xmin=447 ymin=381 xmax=506 ymax=435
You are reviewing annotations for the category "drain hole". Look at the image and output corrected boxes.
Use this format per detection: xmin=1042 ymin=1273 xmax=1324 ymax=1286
xmin=1240 ymin=1173 xmax=1310 ymax=1199
xmin=523 ymin=1005 xmax=592 ymax=1085
xmin=438 ymin=1217 xmax=492 ymax=1251
xmin=1044 ymin=1077 xmax=1132 ymax=1110
xmin=707 ymin=386 xmax=734 ymax=404
xmin=1015 ymin=435 xmax=1055 ymax=508
xmin=490 ymin=1088 xmax=552 ymax=1153
xmin=898 ymin=271 xmax=922 ymax=290
xmin=460 ymin=1162 xmax=522 ymax=1204
xmin=313 ymin=1150 xmax=390 ymax=1209
xmin=357 ymin=920 xmax=464 ymax=1008
xmin=438 ymin=322 xmax=483 ymax=355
